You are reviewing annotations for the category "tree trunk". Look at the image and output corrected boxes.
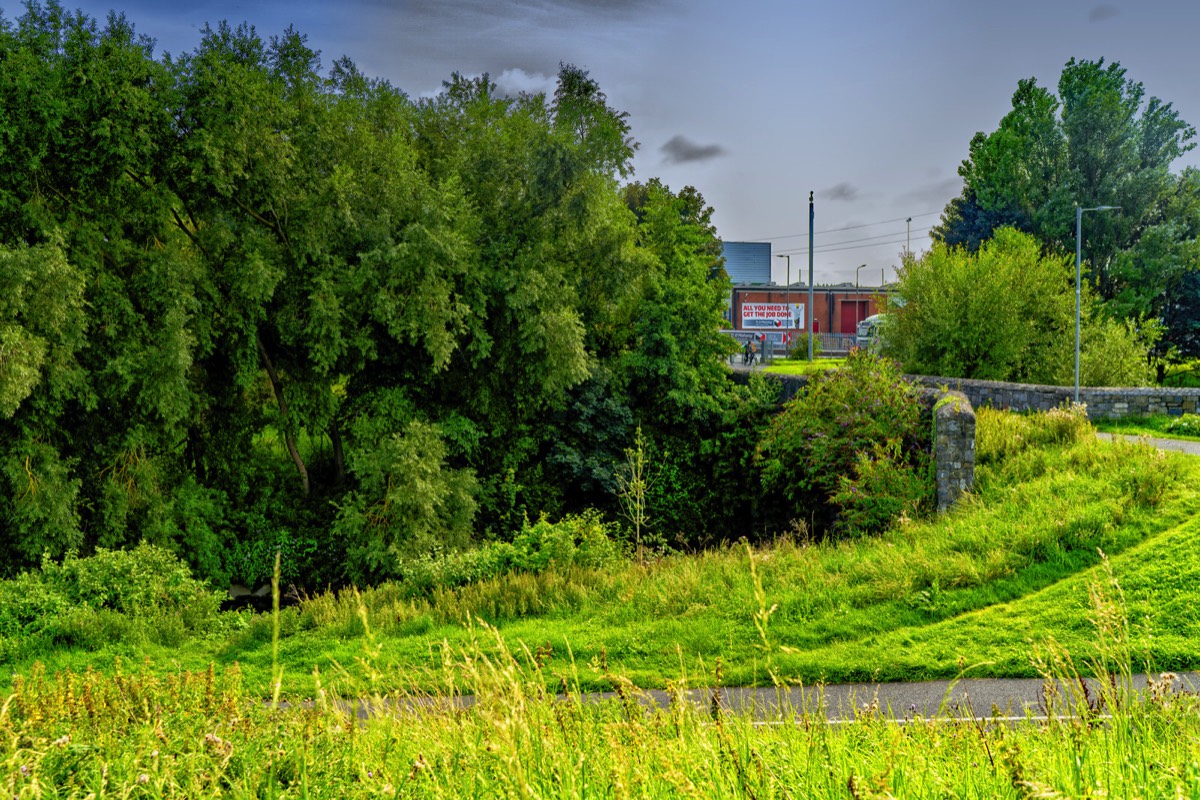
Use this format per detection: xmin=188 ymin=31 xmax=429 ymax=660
xmin=257 ymin=336 xmax=310 ymax=496
xmin=330 ymin=419 xmax=346 ymax=485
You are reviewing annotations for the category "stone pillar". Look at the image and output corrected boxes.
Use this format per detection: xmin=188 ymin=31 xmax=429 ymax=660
xmin=933 ymin=390 xmax=975 ymax=511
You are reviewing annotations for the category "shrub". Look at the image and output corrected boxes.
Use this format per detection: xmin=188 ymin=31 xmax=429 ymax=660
xmin=831 ymin=439 xmax=933 ymax=537
xmin=0 ymin=543 xmax=222 ymax=664
xmin=887 ymin=228 xmax=1155 ymax=386
xmin=510 ymin=509 xmax=624 ymax=571
xmin=1165 ymin=413 xmax=1200 ymax=437
xmin=755 ymin=349 xmax=930 ymax=534
xmin=390 ymin=509 xmax=625 ymax=597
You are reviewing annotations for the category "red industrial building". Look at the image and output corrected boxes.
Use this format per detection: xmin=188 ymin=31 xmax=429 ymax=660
xmin=728 ymin=283 xmax=891 ymax=352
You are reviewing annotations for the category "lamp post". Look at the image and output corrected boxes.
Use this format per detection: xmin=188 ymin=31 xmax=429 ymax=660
xmin=775 ymin=253 xmax=792 ymax=329
xmin=855 ymin=263 xmax=867 ymax=287
xmin=1075 ymin=204 xmax=1120 ymax=403
xmin=906 ymin=217 xmax=912 ymax=254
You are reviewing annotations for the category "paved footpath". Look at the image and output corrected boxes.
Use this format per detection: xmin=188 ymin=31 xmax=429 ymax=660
xmin=337 ymin=673 xmax=1200 ymax=723
xmin=637 ymin=672 xmax=1200 ymax=722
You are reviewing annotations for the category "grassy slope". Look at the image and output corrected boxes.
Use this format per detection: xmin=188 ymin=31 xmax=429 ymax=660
xmin=12 ymin=431 xmax=1199 ymax=698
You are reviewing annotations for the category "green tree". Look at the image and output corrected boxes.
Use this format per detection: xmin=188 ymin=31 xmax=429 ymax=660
xmin=934 ymin=58 xmax=1199 ymax=360
xmin=887 ymin=228 xmax=1155 ymax=386
xmin=755 ymin=350 xmax=929 ymax=536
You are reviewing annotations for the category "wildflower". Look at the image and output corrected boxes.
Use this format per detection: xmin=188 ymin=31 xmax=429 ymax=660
xmin=19 ymin=765 xmax=28 ymax=776
xmin=52 ymin=734 xmax=70 ymax=748
xmin=137 ymin=774 xmax=149 ymax=785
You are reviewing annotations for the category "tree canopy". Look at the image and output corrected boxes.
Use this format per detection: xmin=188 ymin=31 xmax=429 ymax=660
xmin=0 ymin=4 xmax=761 ymax=583
xmin=886 ymin=228 xmax=1156 ymax=387
xmin=933 ymin=58 xmax=1200 ymax=360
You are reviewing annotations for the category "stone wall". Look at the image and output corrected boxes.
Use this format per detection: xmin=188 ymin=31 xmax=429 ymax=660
xmin=907 ymin=375 xmax=1200 ymax=419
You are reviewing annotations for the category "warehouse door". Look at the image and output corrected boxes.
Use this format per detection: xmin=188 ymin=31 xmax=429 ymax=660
xmin=840 ymin=300 xmax=869 ymax=334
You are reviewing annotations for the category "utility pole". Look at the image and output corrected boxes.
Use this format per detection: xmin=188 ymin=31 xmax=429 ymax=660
xmin=808 ymin=191 xmax=815 ymax=362
xmin=1075 ymin=204 xmax=1120 ymax=403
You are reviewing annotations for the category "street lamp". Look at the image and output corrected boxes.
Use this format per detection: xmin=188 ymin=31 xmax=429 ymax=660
xmin=775 ymin=254 xmax=792 ymax=331
xmin=1075 ymin=204 xmax=1121 ymax=403
xmin=855 ymin=263 xmax=867 ymax=287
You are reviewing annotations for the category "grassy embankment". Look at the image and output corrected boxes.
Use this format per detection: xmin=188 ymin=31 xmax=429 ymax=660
xmin=7 ymin=557 xmax=1200 ymax=798
xmin=1093 ymin=413 xmax=1200 ymax=441
xmin=8 ymin=406 xmax=1200 ymax=797
xmin=9 ymin=407 xmax=1200 ymax=700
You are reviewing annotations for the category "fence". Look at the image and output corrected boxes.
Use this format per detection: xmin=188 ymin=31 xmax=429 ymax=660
xmin=723 ymin=330 xmax=856 ymax=361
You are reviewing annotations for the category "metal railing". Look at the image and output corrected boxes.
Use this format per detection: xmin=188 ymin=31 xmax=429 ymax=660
xmin=723 ymin=330 xmax=859 ymax=362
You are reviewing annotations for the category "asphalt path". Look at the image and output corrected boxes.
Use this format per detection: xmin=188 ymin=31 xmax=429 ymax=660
xmin=327 ymin=672 xmax=1200 ymax=723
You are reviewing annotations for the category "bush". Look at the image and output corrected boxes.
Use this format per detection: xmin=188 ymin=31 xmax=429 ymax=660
xmin=831 ymin=439 xmax=933 ymax=537
xmin=0 ymin=543 xmax=223 ymax=664
xmin=391 ymin=509 xmax=625 ymax=597
xmin=510 ymin=509 xmax=624 ymax=571
xmin=755 ymin=350 xmax=931 ymax=534
xmin=887 ymin=228 xmax=1156 ymax=386
xmin=1165 ymin=413 xmax=1200 ymax=437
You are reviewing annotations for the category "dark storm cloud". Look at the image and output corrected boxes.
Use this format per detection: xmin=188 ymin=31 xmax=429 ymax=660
xmin=661 ymin=135 xmax=727 ymax=164
xmin=822 ymin=182 xmax=859 ymax=202
xmin=1089 ymin=4 xmax=1119 ymax=22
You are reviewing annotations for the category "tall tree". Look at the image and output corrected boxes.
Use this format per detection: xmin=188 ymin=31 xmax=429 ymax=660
xmin=934 ymin=59 xmax=1199 ymax=358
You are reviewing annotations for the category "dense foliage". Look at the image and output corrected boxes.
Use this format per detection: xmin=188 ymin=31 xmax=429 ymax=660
xmin=934 ymin=58 xmax=1200 ymax=365
xmin=887 ymin=228 xmax=1157 ymax=386
xmin=0 ymin=544 xmax=222 ymax=664
xmin=755 ymin=350 xmax=931 ymax=535
xmin=0 ymin=4 xmax=777 ymax=584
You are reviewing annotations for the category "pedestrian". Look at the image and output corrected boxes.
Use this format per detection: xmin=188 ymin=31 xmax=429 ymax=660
xmin=748 ymin=339 xmax=757 ymax=366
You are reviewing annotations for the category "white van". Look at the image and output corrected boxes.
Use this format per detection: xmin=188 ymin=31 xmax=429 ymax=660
xmin=855 ymin=314 xmax=886 ymax=350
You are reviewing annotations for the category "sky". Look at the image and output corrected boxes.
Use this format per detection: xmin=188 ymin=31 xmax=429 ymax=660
xmin=20 ymin=0 xmax=1200 ymax=286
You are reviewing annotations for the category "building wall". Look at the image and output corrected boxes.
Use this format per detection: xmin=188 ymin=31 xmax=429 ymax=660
xmin=731 ymin=285 xmax=887 ymax=333
xmin=721 ymin=242 xmax=772 ymax=285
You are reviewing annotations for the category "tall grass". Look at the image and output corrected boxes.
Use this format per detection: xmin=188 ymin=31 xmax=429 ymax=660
xmin=7 ymin=568 xmax=1200 ymax=799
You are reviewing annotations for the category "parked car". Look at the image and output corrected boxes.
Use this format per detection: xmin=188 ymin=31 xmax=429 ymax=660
xmin=855 ymin=314 xmax=887 ymax=350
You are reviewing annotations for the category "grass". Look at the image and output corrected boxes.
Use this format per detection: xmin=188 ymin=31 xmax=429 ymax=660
xmin=1093 ymin=413 xmax=1200 ymax=441
xmin=7 ymin=567 xmax=1200 ymax=798
xmin=9 ymin=407 xmax=1200 ymax=796
xmin=7 ymin=407 xmax=1199 ymax=700
xmin=764 ymin=357 xmax=845 ymax=376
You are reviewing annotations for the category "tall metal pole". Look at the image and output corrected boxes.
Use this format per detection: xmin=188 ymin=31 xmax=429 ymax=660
xmin=906 ymin=217 xmax=912 ymax=254
xmin=808 ymin=191 xmax=814 ymax=362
